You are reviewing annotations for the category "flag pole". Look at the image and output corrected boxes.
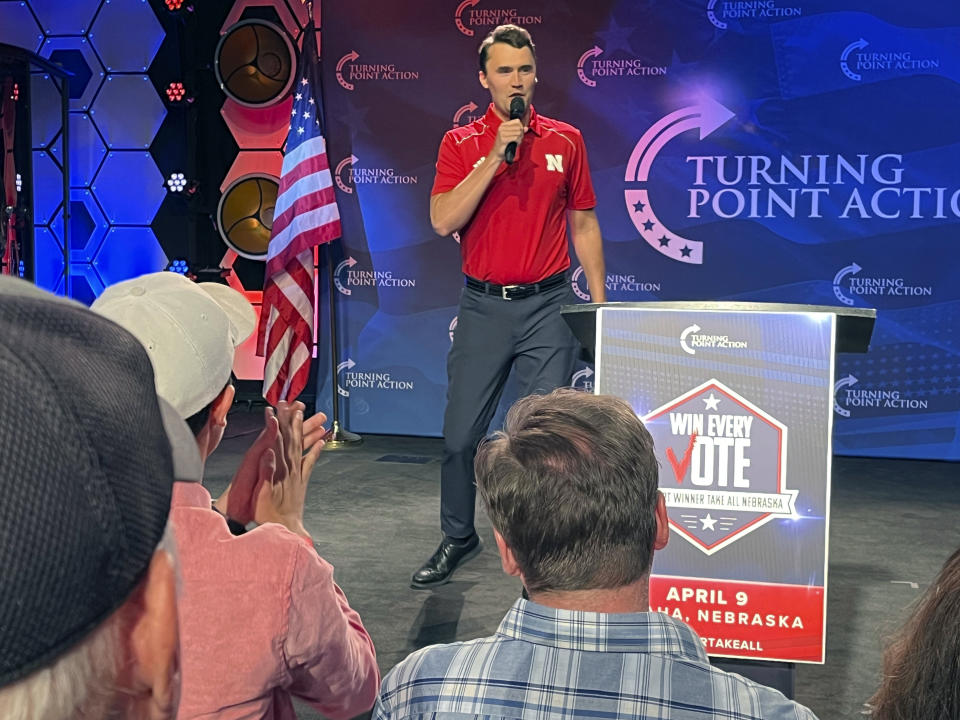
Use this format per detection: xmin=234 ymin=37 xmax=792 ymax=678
xmin=323 ymin=242 xmax=361 ymax=448
xmin=309 ymin=0 xmax=360 ymax=448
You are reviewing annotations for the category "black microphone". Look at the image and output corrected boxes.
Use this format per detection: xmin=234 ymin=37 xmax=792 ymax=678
xmin=504 ymin=96 xmax=525 ymax=165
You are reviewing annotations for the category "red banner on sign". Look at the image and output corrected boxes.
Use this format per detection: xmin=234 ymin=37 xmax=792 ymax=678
xmin=649 ymin=575 xmax=825 ymax=662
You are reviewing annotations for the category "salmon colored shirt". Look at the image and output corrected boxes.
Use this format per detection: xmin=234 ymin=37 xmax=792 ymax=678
xmin=170 ymin=482 xmax=380 ymax=720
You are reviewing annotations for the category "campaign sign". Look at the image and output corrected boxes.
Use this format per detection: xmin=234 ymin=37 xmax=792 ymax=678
xmin=595 ymin=305 xmax=835 ymax=663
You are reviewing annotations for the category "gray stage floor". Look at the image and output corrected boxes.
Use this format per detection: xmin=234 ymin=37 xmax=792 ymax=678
xmin=201 ymin=407 xmax=960 ymax=720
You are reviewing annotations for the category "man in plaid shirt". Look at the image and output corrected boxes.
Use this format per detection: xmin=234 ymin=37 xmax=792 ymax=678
xmin=376 ymin=389 xmax=818 ymax=720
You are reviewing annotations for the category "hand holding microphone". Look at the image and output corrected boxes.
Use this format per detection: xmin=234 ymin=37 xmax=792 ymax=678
xmin=503 ymin=96 xmax=525 ymax=164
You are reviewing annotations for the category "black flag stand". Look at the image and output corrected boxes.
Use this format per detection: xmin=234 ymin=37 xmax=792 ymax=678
xmin=309 ymin=0 xmax=359 ymax=448
xmin=323 ymin=242 xmax=361 ymax=448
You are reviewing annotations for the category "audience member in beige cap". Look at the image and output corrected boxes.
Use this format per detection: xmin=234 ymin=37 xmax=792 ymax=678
xmin=92 ymin=271 xmax=379 ymax=720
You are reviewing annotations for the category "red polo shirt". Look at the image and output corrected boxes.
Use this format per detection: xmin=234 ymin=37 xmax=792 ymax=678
xmin=431 ymin=104 xmax=596 ymax=284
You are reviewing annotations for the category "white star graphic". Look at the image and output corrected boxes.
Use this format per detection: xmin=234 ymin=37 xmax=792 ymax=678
xmin=303 ymin=111 xmax=311 ymax=119
xmin=297 ymin=126 xmax=305 ymax=135
xmin=295 ymin=92 xmax=303 ymax=101
xmin=301 ymin=78 xmax=309 ymax=86
xmin=291 ymin=108 xmax=297 ymax=116
xmin=308 ymin=98 xmax=315 ymax=105
xmin=702 ymin=393 xmax=721 ymax=411
xmin=700 ymin=513 xmax=717 ymax=531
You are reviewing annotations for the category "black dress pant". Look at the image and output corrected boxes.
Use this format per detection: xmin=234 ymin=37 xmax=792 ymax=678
xmin=440 ymin=281 xmax=579 ymax=538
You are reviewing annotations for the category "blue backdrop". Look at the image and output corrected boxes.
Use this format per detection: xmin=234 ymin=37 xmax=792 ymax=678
xmin=6 ymin=0 xmax=957 ymax=460
xmin=314 ymin=0 xmax=960 ymax=460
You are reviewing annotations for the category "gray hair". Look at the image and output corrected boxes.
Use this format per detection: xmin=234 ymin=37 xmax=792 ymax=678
xmin=0 ymin=525 xmax=178 ymax=719
xmin=475 ymin=389 xmax=660 ymax=593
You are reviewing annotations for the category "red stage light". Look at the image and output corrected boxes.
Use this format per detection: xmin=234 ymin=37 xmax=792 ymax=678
xmin=166 ymin=82 xmax=186 ymax=102
xmin=164 ymin=0 xmax=184 ymax=10
xmin=10 ymin=83 xmax=18 ymax=101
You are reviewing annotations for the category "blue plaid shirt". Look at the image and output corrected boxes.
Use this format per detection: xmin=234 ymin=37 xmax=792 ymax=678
xmin=376 ymin=599 xmax=818 ymax=720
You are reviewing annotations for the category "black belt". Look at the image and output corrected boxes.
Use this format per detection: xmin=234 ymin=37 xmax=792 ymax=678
xmin=465 ymin=271 xmax=567 ymax=300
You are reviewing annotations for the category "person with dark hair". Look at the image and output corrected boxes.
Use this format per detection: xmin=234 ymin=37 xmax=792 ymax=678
xmin=380 ymin=389 xmax=818 ymax=720
xmin=92 ymin=272 xmax=380 ymax=720
xmin=413 ymin=24 xmax=607 ymax=588
xmin=867 ymin=546 xmax=960 ymax=719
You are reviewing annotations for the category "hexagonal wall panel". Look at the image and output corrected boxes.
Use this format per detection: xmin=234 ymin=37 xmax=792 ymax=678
xmin=30 ymin=0 xmax=102 ymax=35
xmin=30 ymin=74 xmax=65 ymax=148
xmin=40 ymin=36 xmax=105 ymax=111
xmin=221 ymin=151 xmax=283 ymax=192
xmin=221 ymin=96 xmax=294 ymax=149
xmin=66 ymin=263 xmax=106 ymax=305
xmin=68 ymin=113 xmax=107 ymax=186
xmin=32 ymin=150 xmax=63 ymax=224
xmin=33 ymin=226 xmax=65 ymax=293
xmin=222 ymin=0 xmax=303 ymax=38
xmin=92 ymin=151 xmax=165 ymax=224
xmin=94 ymin=227 xmax=167 ymax=287
xmin=92 ymin=75 xmax=166 ymax=149
xmin=89 ymin=0 xmax=164 ymax=72
xmin=286 ymin=0 xmax=310 ymax=29
xmin=69 ymin=189 xmax=109 ymax=262
xmin=0 ymin=2 xmax=44 ymax=51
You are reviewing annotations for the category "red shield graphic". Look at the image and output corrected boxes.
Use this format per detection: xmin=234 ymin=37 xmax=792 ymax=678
xmin=642 ymin=378 xmax=795 ymax=554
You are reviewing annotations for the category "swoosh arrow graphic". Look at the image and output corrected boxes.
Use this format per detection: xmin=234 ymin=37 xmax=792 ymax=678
xmin=577 ymin=45 xmax=603 ymax=87
xmin=833 ymin=262 xmax=861 ymax=306
xmin=707 ymin=0 xmax=727 ymax=30
xmin=453 ymin=101 xmax=478 ymax=126
xmin=834 ymin=373 xmax=858 ymax=417
xmin=624 ymin=99 xmax=735 ymax=265
xmin=840 ymin=38 xmax=868 ymax=81
xmin=334 ymin=256 xmax=358 ymax=295
xmin=455 ymin=0 xmax=480 ymax=36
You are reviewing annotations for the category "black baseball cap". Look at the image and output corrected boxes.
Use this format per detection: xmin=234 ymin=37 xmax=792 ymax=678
xmin=0 ymin=277 xmax=176 ymax=687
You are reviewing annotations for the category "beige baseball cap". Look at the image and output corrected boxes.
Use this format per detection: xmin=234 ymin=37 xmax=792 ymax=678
xmin=92 ymin=272 xmax=256 ymax=418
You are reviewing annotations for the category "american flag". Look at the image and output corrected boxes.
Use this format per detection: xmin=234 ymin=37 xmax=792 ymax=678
xmin=258 ymin=15 xmax=341 ymax=404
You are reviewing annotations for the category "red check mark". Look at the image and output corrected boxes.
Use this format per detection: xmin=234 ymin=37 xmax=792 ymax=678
xmin=666 ymin=432 xmax=698 ymax=484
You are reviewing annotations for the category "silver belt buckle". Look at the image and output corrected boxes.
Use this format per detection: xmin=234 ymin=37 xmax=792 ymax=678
xmin=501 ymin=284 xmax=519 ymax=300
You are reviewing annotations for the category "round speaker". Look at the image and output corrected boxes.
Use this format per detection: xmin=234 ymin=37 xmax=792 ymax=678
xmin=214 ymin=19 xmax=296 ymax=107
xmin=216 ymin=174 xmax=278 ymax=260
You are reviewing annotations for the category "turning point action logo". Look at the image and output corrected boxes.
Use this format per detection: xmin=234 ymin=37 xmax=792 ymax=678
xmin=335 ymin=155 xmax=419 ymax=194
xmin=707 ymin=0 xmax=801 ymax=29
xmin=337 ymin=358 xmax=415 ymax=397
xmin=629 ymin=97 xmax=960 ymax=265
xmin=624 ymin=98 xmax=735 ymax=265
xmin=840 ymin=38 xmax=940 ymax=82
xmin=334 ymin=257 xmax=416 ymax=295
xmin=576 ymin=44 xmax=666 ymax=88
xmin=832 ymin=262 xmax=932 ymax=306
xmin=570 ymin=366 xmax=594 ymax=392
xmin=453 ymin=101 xmax=483 ymax=128
xmin=643 ymin=378 xmax=798 ymax=555
xmin=335 ymin=50 xmax=419 ymax=91
xmin=834 ymin=374 xmax=928 ymax=417
xmin=570 ymin=265 xmax=661 ymax=301
xmin=680 ymin=324 xmax=748 ymax=356
xmin=454 ymin=0 xmax=542 ymax=37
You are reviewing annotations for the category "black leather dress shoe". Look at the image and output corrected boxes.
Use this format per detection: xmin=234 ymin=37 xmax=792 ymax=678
xmin=411 ymin=534 xmax=481 ymax=589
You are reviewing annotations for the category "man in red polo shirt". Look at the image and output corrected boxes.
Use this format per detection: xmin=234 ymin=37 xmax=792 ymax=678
xmin=412 ymin=24 xmax=607 ymax=588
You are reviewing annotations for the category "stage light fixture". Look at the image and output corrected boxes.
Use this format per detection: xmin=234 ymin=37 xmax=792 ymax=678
xmin=216 ymin=173 xmax=278 ymax=260
xmin=166 ymin=258 xmax=191 ymax=275
xmin=9 ymin=83 xmax=18 ymax=101
xmin=165 ymin=82 xmax=186 ymax=102
xmin=164 ymin=0 xmax=185 ymax=10
xmin=167 ymin=172 xmax=187 ymax=192
xmin=15 ymin=174 xmax=21 ymax=192
xmin=214 ymin=20 xmax=295 ymax=107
